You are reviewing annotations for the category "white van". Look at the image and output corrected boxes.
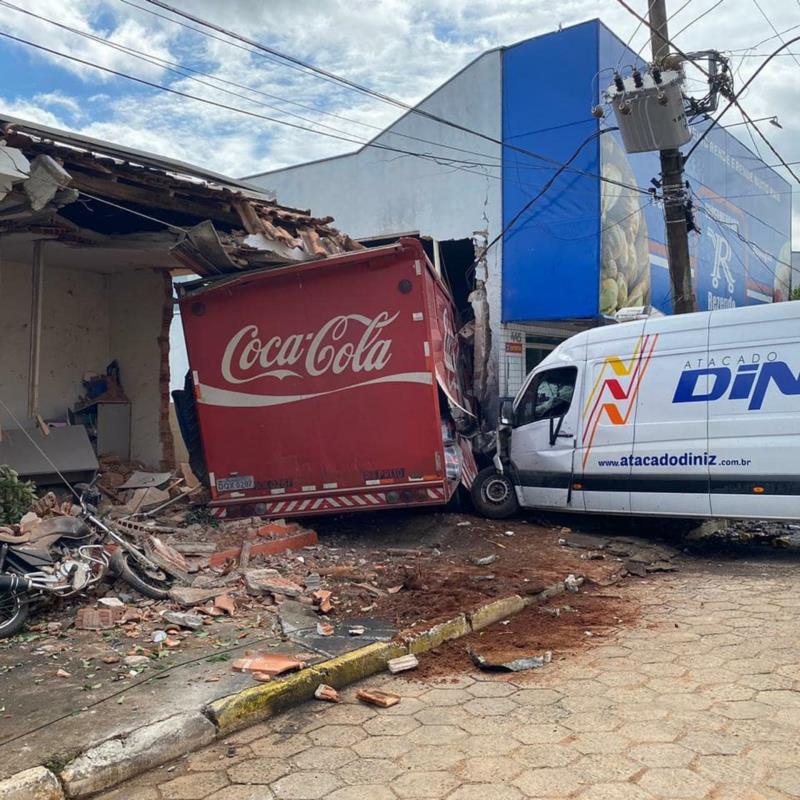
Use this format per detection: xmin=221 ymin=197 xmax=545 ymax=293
xmin=472 ymin=301 xmax=800 ymax=521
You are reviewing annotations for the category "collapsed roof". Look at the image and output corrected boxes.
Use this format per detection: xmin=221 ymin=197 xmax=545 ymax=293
xmin=0 ymin=115 xmax=362 ymax=275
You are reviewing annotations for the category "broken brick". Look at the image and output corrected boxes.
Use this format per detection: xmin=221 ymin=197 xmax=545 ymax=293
xmin=231 ymin=653 xmax=305 ymax=676
xmin=314 ymin=683 xmax=340 ymax=702
xmin=356 ymin=688 xmax=401 ymax=708
xmin=75 ymin=607 xmax=122 ymax=631
xmin=214 ymin=594 xmax=236 ymax=616
xmin=312 ymin=590 xmax=333 ymax=613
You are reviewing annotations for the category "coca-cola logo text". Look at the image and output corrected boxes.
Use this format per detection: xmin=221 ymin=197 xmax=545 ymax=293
xmin=221 ymin=311 xmax=399 ymax=384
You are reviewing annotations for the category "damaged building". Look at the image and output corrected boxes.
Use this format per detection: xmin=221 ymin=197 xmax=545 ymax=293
xmin=0 ymin=116 xmax=359 ymax=480
xmin=246 ymin=19 xmax=791 ymax=413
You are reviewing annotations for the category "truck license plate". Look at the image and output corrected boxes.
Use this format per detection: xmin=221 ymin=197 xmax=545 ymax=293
xmin=216 ymin=475 xmax=255 ymax=492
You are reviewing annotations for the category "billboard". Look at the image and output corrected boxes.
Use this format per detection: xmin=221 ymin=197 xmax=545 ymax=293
xmin=501 ymin=20 xmax=791 ymax=322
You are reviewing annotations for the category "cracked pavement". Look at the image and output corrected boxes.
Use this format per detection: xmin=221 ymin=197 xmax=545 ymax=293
xmin=97 ymin=556 xmax=800 ymax=799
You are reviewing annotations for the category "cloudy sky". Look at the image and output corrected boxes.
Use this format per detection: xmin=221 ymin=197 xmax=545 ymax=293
xmin=0 ymin=0 xmax=797 ymax=238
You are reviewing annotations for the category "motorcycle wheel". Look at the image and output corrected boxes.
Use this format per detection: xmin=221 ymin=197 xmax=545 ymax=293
xmin=112 ymin=549 xmax=174 ymax=600
xmin=0 ymin=591 xmax=29 ymax=638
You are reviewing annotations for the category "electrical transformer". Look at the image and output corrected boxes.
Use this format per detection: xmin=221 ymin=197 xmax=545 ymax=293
xmin=607 ymin=69 xmax=691 ymax=153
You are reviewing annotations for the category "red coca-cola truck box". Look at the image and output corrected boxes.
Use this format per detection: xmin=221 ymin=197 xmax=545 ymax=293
xmin=178 ymin=239 xmax=477 ymax=519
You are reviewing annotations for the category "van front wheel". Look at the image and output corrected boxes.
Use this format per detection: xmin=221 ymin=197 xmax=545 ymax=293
xmin=471 ymin=467 xmax=518 ymax=519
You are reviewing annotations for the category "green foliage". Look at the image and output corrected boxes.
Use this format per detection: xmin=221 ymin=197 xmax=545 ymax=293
xmin=184 ymin=505 xmax=220 ymax=529
xmin=0 ymin=466 xmax=37 ymax=525
xmin=791 ymin=285 xmax=800 ymax=302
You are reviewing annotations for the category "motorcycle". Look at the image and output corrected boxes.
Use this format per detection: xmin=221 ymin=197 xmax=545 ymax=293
xmin=0 ymin=481 xmax=189 ymax=638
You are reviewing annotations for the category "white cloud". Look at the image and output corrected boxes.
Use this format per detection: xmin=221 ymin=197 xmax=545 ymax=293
xmin=0 ymin=0 xmax=796 ymax=246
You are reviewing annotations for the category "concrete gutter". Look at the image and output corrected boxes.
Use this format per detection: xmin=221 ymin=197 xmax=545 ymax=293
xmin=0 ymin=578 xmax=578 ymax=799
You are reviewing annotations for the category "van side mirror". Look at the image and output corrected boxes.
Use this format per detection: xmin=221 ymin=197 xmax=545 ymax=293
xmin=499 ymin=399 xmax=515 ymax=427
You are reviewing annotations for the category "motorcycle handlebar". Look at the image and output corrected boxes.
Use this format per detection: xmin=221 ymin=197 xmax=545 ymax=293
xmin=0 ymin=574 xmax=33 ymax=593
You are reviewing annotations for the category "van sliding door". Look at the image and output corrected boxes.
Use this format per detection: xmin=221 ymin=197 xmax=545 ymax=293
xmin=628 ymin=312 xmax=711 ymax=516
xmin=708 ymin=303 xmax=800 ymax=519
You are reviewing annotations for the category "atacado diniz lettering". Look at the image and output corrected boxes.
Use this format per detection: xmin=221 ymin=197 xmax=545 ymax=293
xmin=221 ymin=312 xmax=399 ymax=383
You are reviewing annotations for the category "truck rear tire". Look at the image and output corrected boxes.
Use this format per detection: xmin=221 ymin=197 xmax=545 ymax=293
xmin=471 ymin=467 xmax=518 ymax=519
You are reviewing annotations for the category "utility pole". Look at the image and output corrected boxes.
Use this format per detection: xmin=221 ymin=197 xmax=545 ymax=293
xmin=649 ymin=0 xmax=696 ymax=314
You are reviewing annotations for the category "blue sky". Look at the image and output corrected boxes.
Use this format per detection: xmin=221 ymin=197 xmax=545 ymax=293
xmin=0 ymin=0 xmax=796 ymax=235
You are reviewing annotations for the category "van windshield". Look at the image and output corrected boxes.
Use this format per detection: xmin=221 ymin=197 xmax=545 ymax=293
xmin=517 ymin=366 xmax=577 ymax=426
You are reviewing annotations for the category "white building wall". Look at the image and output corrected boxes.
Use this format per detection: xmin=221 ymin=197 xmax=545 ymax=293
xmin=0 ymin=255 xmax=167 ymax=469
xmin=249 ymin=50 xmax=506 ymax=408
xmin=109 ymin=269 xmax=168 ymax=467
xmin=0 ymin=257 xmax=110 ymax=424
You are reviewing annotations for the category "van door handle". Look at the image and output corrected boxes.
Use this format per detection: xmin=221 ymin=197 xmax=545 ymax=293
xmin=556 ymin=432 xmax=574 ymax=439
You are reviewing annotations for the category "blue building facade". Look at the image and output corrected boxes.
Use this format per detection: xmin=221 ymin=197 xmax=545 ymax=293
xmin=501 ymin=20 xmax=791 ymax=323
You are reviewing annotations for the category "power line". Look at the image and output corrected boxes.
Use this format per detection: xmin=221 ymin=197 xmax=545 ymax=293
xmin=684 ymin=34 xmax=800 ymax=179
xmin=727 ymin=22 xmax=800 ymax=52
xmin=0 ymin=29 xmax=527 ymax=184
xmin=0 ymin=29 xmax=655 ymax=200
xmin=671 ymin=0 xmax=727 ymax=40
xmin=132 ymin=0 xmax=657 ymax=197
xmin=0 ymin=0 xmax=529 ymax=177
xmin=483 ymin=128 xmax=620 ymax=256
xmin=613 ymin=0 xmax=800 ymax=184
xmin=693 ymin=193 xmax=790 ymax=284
xmin=750 ymin=0 xmax=800 ymax=72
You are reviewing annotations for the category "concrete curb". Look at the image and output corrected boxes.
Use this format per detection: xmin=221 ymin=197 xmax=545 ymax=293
xmin=0 ymin=766 xmax=64 ymax=800
xmin=208 ymin=583 xmax=570 ymax=735
xmin=59 ymin=711 xmax=216 ymax=798
xmin=6 ymin=578 xmax=572 ymax=798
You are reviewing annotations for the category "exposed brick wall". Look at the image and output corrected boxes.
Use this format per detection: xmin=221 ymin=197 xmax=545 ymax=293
xmin=158 ymin=270 xmax=175 ymax=470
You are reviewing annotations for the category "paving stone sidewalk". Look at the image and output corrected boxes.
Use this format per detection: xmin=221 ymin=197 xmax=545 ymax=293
xmin=99 ymin=557 xmax=800 ymax=800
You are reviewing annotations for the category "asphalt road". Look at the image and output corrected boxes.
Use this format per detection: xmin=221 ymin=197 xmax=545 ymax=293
xmin=97 ymin=551 xmax=800 ymax=800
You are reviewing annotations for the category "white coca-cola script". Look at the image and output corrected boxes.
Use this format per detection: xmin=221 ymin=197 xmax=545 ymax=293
xmin=221 ymin=311 xmax=400 ymax=384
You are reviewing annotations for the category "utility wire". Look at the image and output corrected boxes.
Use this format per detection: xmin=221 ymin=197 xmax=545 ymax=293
xmin=693 ymin=193 xmax=791 ymax=285
xmin=132 ymin=0 xmax=656 ymax=195
xmin=481 ymin=128 xmax=620 ymax=258
xmin=0 ymin=0 xmax=531 ymax=174
xmin=671 ymin=0 xmax=727 ymax=40
xmin=727 ymin=22 xmax=800 ymax=52
xmin=0 ymin=30 xmax=518 ymax=182
xmin=685 ymin=34 xmax=800 ymax=176
xmin=0 ymin=30 xmax=654 ymax=199
xmin=750 ymin=0 xmax=800 ymax=71
xmin=613 ymin=0 xmax=800 ymax=184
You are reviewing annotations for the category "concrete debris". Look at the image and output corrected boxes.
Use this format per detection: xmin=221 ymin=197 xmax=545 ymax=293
xmin=564 ymin=574 xmax=581 ymax=593
xmin=119 ymin=471 xmax=173 ymax=490
xmin=98 ymin=597 xmax=125 ymax=608
xmin=19 ymin=511 xmax=41 ymax=534
xmin=314 ymin=683 xmax=340 ymax=702
xmin=387 ymin=654 xmax=419 ymax=674
xmin=250 ymin=574 xmax=303 ymax=598
xmin=123 ymin=655 xmax=150 ymax=668
xmin=316 ymin=621 xmax=334 ymax=636
xmin=348 ymin=625 xmax=366 ymax=636
xmin=161 ymin=611 xmax=204 ymax=630
xmin=469 ymin=648 xmax=552 ymax=672
xmin=470 ymin=554 xmax=498 ymax=566
xmin=168 ymin=587 xmax=221 ymax=607
xmin=56 ymin=668 xmax=71 ymax=678
xmin=356 ymin=688 xmax=401 ymax=708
